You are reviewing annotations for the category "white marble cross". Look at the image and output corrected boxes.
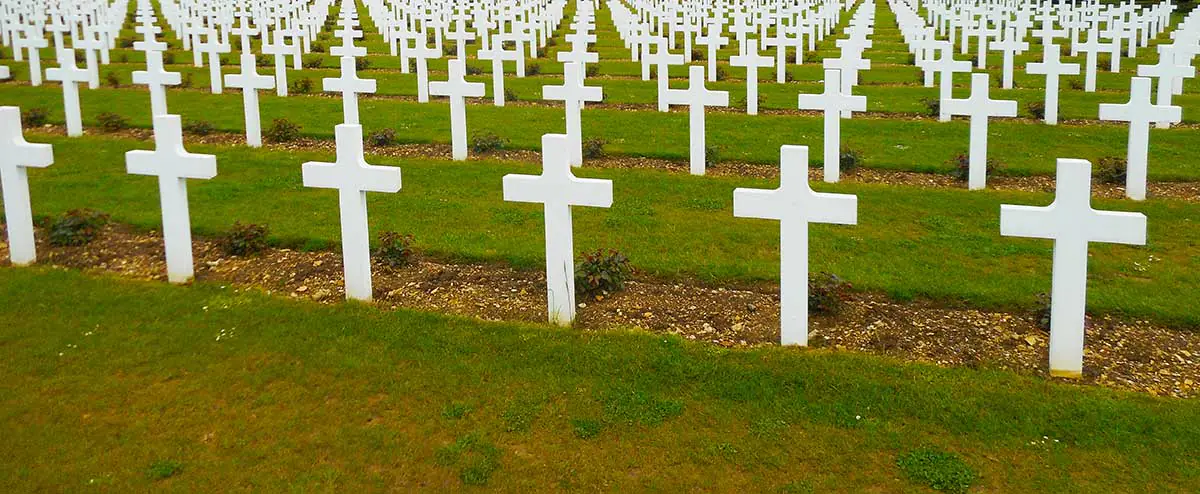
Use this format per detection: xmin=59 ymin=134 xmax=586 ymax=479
xmin=503 ymin=134 xmax=613 ymax=326
xmin=44 ymin=49 xmax=89 ymax=137
xmin=407 ymin=37 xmax=439 ymax=103
xmin=1137 ymin=45 xmax=1195 ymax=129
xmin=132 ymin=50 xmax=182 ymax=117
xmin=126 ymin=115 xmax=216 ymax=283
xmin=734 ymin=145 xmax=857 ymax=346
xmin=1098 ymin=77 xmax=1181 ymax=201
xmin=323 ymin=56 xmax=377 ymax=125
xmin=729 ymin=39 xmax=773 ymax=115
xmin=428 ymin=60 xmax=486 ymax=160
xmin=477 ymin=35 xmax=520 ymax=107
xmin=262 ymin=30 xmax=292 ymax=96
xmin=798 ymin=69 xmax=866 ymax=183
xmin=16 ymin=26 xmax=48 ymax=86
xmin=302 ymin=124 xmax=402 ymax=301
xmin=694 ymin=23 xmax=729 ymax=82
xmin=198 ymin=29 xmax=230 ymax=94
xmin=1075 ymin=29 xmax=1109 ymax=92
xmin=928 ymin=44 xmax=972 ymax=122
xmin=942 ymin=73 xmax=1017 ymax=190
xmin=646 ymin=39 xmax=684 ymax=112
xmin=1000 ymin=158 xmax=1146 ymax=378
xmin=0 ymin=107 xmax=53 ymax=266
xmin=543 ymin=63 xmax=602 ymax=167
xmin=1025 ymin=44 xmax=1080 ymax=125
xmin=991 ymin=27 xmax=1028 ymax=89
xmin=224 ymin=54 xmax=276 ymax=147
xmin=76 ymin=27 xmax=105 ymax=89
xmin=663 ymin=66 xmax=729 ymax=175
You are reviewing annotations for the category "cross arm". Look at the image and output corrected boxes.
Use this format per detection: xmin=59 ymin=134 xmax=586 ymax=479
xmin=1088 ymin=211 xmax=1147 ymax=245
xmin=733 ymin=188 xmax=783 ymax=221
xmin=1000 ymin=204 xmax=1057 ymax=239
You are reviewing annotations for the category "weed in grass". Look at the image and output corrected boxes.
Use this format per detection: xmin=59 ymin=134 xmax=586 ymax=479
xmin=264 ymin=118 xmax=302 ymax=143
xmin=705 ymin=144 xmax=721 ymax=166
xmin=599 ymin=386 xmax=684 ymax=427
xmin=48 ymin=209 xmax=110 ymax=247
xmin=442 ymin=402 xmax=471 ymax=419
xmin=586 ymin=64 xmax=600 ymax=77
xmin=118 ymin=38 xmax=134 ymax=48
xmin=470 ymin=132 xmax=507 ymax=154
xmin=1094 ymin=156 xmax=1127 ymax=184
xmin=104 ymin=70 xmax=121 ymax=88
xmin=465 ymin=63 xmax=482 ymax=76
xmin=367 ymin=127 xmax=396 ymax=146
xmin=1026 ymin=101 xmax=1046 ymax=120
xmin=145 ymin=460 xmax=183 ymax=481
xmin=809 ymin=273 xmax=852 ymax=315
xmin=310 ymin=41 xmax=327 ymax=53
xmin=777 ymin=480 xmax=816 ymax=494
xmin=683 ymin=197 xmax=725 ymax=211
xmin=97 ymin=112 xmax=129 ymax=132
xmin=218 ymin=222 xmax=269 ymax=256
xmin=921 ymin=97 xmax=941 ymax=117
xmin=182 ymin=119 xmax=216 ymax=136
xmin=504 ymin=87 xmax=518 ymax=102
xmin=21 ymin=107 xmax=49 ymax=127
xmin=575 ymin=249 xmax=632 ymax=299
xmin=373 ymin=231 xmax=414 ymax=267
xmin=735 ymin=92 xmax=765 ymax=110
xmin=896 ymin=447 xmax=976 ymax=494
xmin=1068 ymin=78 xmax=1084 ymax=90
xmin=443 ymin=45 xmax=458 ymax=57
xmin=116 ymin=53 xmax=128 ymax=63
xmin=501 ymin=396 xmax=543 ymax=432
xmin=691 ymin=48 xmax=705 ymax=60
xmin=435 ymin=434 xmax=501 ymax=486
xmin=582 ymin=138 xmax=607 ymax=159
xmin=947 ymin=152 xmax=1001 ymax=182
xmin=571 ymin=418 xmax=603 ymax=439
xmin=839 ymin=147 xmax=863 ymax=174
xmin=527 ymin=63 xmax=541 ymax=76
xmin=180 ymin=71 xmax=194 ymax=88
xmin=298 ymin=238 xmax=329 ymax=252
xmin=355 ymin=58 xmax=371 ymax=71
xmin=288 ymin=77 xmax=314 ymax=94
xmin=1035 ymin=292 xmax=1052 ymax=331
xmin=715 ymin=65 xmax=729 ymax=81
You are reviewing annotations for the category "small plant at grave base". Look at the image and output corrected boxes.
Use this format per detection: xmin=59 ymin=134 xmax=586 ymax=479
xmin=21 ymin=107 xmax=49 ymax=127
xmin=255 ymin=53 xmax=272 ymax=67
xmin=102 ymin=69 xmax=121 ymax=87
xmin=582 ymin=138 xmax=607 ymax=159
xmin=367 ymin=127 xmax=396 ymax=147
xmin=784 ymin=70 xmax=797 ymax=83
xmin=48 ymin=209 xmax=110 ymax=247
xmin=118 ymin=37 xmax=134 ymax=48
xmin=691 ymin=48 xmax=705 ymax=60
xmin=1026 ymin=101 xmax=1046 ymax=120
xmin=355 ymin=57 xmax=371 ymax=71
xmin=526 ymin=63 xmax=541 ymax=76
xmin=97 ymin=112 xmax=129 ymax=132
xmin=895 ymin=447 xmax=976 ymax=494
xmin=182 ymin=119 xmax=215 ymax=136
xmin=586 ymin=64 xmax=600 ymax=78
xmin=504 ymin=87 xmax=519 ymax=102
xmin=310 ymin=41 xmax=327 ymax=53
xmin=465 ymin=64 xmax=482 ymax=76
xmin=715 ymin=65 xmax=728 ymax=81
xmin=218 ymin=222 xmax=269 ymax=256
xmin=180 ymin=71 xmax=193 ymax=88
xmin=1034 ymin=292 xmax=1052 ymax=331
xmin=839 ymin=147 xmax=863 ymax=174
xmin=921 ymin=97 xmax=941 ymax=117
xmin=1068 ymin=78 xmax=1084 ymax=90
xmin=705 ymin=145 xmax=721 ymax=166
xmin=145 ymin=460 xmax=184 ymax=481
xmin=470 ymin=132 xmax=507 ymax=154
xmin=946 ymin=152 xmax=1001 ymax=182
xmin=264 ymin=118 xmax=302 ymax=143
xmin=575 ymin=249 xmax=632 ymax=299
xmin=373 ymin=231 xmax=414 ymax=267
xmin=302 ymin=54 xmax=323 ymax=69
xmin=1095 ymin=156 xmax=1127 ymax=185
xmin=809 ymin=273 xmax=852 ymax=315
xmin=117 ymin=53 xmax=128 ymax=63
xmin=288 ymin=77 xmax=313 ymax=94
xmin=443 ymin=45 xmax=458 ymax=57
xmin=162 ymin=52 xmax=175 ymax=65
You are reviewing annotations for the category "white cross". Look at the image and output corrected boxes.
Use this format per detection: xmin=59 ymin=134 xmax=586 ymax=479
xmin=302 ymin=124 xmax=402 ymax=301
xmin=125 ymin=115 xmax=216 ymax=283
xmin=133 ymin=20 xmax=167 ymax=53
xmin=75 ymin=27 xmax=105 ymax=89
xmin=198 ymin=29 xmax=230 ymax=94
xmin=323 ymin=56 xmax=377 ymax=125
xmin=261 ymin=30 xmax=293 ymax=97
xmin=646 ymin=38 xmax=684 ymax=112
xmin=1098 ymin=77 xmax=1181 ymax=201
xmin=543 ymin=62 xmax=602 ymax=167
xmin=1000 ymin=158 xmax=1146 ymax=378
xmin=15 ymin=26 xmax=47 ymax=86
xmin=1026 ymin=44 xmax=1080 ymax=125
xmin=407 ymin=36 xmax=439 ymax=103
xmin=428 ymin=59 xmax=486 ymax=161
xmin=223 ymin=53 xmax=276 ymax=147
xmin=1137 ymin=45 xmax=1195 ymax=129
xmin=822 ymin=47 xmax=871 ymax=106
xmin=942 ymin=73 xmax=1017 ymax=190
xmin=503 ymin=133 xmax=612 ymax=326
xmin=694 ymin=23 xmax=729 ymax=82
xmin=330 ymin=24 xmax=367 ymax=58
xmin=477 ymin=35 xmax=520 ymax=107
xmin=132 ymin=50 xmax=182 ymax=117
xmin=44 ymin=49 xmax=90 ymax=137
xmin=798 ymin=69 xmax=866 ymax=183
xmin=663 ymin=65 xmax=729 ymax=175
xmin=1075 ymin=29 xmax=1109 ymax=93
xmin=927 ymin=44 xmax=972 ymax=122
xmin=446 ymin=18 xmax=476 ymax=60
xmin=729 ymin=39 xmax=773 ymax=116
xmin=734 ymin=145 xmax=857 ymax=346
xmin=0 ymin=107 xmax=53 ymax=266
xmin=991 ymin=27 xmax=1028 ymax=89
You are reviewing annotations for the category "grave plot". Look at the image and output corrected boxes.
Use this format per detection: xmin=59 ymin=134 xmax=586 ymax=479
xmin=1 ymin=0 xmax=1199 ymax=490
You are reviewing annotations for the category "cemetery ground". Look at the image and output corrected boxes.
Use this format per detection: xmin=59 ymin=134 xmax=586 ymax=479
xmin=1 ymin=267 xmax=1199 ymax=491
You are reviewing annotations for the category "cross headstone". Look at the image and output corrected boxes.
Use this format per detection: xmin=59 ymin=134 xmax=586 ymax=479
xmin=1075 ymin=29 xmax=1109 ymax=92
xmin=729 ymin=39 xmax=773 ymax=115
xmin=1000 ymin=158 xmax=1146 ymax=378
xmin=407 ymin=37 xmax=439 ymax=103
xmin=16 ymin=26 xmax=48 ymax=86
xmin=125 ymin=115 xmax=216 ymax=283
xmin=942 ymin=73 xmax=1017 ymax=190
xmin=428 ymin=60 xmax=486 ymax=160
xmin=543 ymin=63 xmax=603 ymax=166
xmin=1098 ymin=77 xmax=1181 ymax=201
xmin=991 ymin=27 xmax=1028 ymax=89
xmin=224 ymin=53 xmax=276 ymax=147
xmin=797 ymin=69 xmax=866 ymax=183
xmin=663 ymin=66 xmax=729 ymax=175
xmin=323 ymin=56 xmax=377 ymax=125
xmin=928 ymin=44 xmax=972 ymax=122
xmin=262 ymin=30 xmax=292 ymax=97
xmin=478 ymin=35 xmax=520 ymax=107
xmin=198 ymin=29 xmax=230 ymax=94
xmin=0 ymin=107 xmax=53 ymax=266
xmin=1137 ymin=45 xmax=1195 ymax=129
xmin=646 ymin=38 xmax=684 ymax=112
xmin=44 ymin=49 xmax=90 ymax=137
xmin=302 ymin=124 xmax=402 ymax=301
xmin=132 ymin=50 xmax=182 ymax=117
xmin=1025 ymin=44 xmax=1080 ymax=125
xmin=734 ymin=145 xmax=857 ymax=345
xmin=502 ymin=134 xmax=613 ymax=326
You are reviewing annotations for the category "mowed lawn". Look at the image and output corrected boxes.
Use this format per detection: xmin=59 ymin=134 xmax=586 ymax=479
xmin=0 ymin=267 xmax=1197 ymax=491
xmin=9 ymin=134 xmax=1199 ymax=327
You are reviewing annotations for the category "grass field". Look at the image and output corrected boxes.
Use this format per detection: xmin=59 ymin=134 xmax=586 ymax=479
xmin=0 ymin=267 xmax=1197 ymax=491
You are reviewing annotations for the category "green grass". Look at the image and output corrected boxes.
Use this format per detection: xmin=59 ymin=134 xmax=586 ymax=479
xmin=896 ymin=447 xmax=977 ymax=493
xmin=0 ymin=267 xmax=1197 ymax=490
xmin=12 ymin=133 xmax=1200 ymax=328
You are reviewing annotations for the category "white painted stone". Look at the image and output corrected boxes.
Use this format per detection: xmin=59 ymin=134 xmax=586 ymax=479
xmin=198 ymin=29 xmax=229 ymax=94
xmin=991 ymin=27 xmax=1028 ymax=89
xmin=663 ymin=66 xmax=729 ymax=175
xmin=44 ymin=49 xmax=89 ymax=137
xmin=1098 ymin=77 xmax=1181 ymax=201
xmin=408 ymin=37 xmax=440 ymax=103
xmin=223 ymin=53 xmax=275 ymax=147
xmin=125 ymin=115 xmax=216 ymax=283
xmin=323 ymin=56 xmax=377 ymax=125
xmin=16 ymin=25 xmax=48 ymax=86
xmin=942 ymin=73 xmax=1017 ymax=190
xmin=1000 ymin=159 xmax=1147 ymax=378
xmin=734 ymin=145 xmax=857 ymax=346
xmin=477 ymin=36 xmax=519 ymax=107
xmin=1025 ymin=44 xmax=1080 ymax=125
xmin=132 ymin=50 xmax=182 ymax=117
xmin=927 ymin=44 xmax=972 ymax=122
xmin=0 ymin=107 xmax=53 ymax=266
xmin=646 ymin=39 xmax=684 ymax=112
xmin=428 ymin=60 xmax=486 ymax=160
xmin=543 ymin=63 xmax=603 ymax=166
xmin=302 ymin=125 xmax=402 ymax=301
xmin=1137 ymin=45 xmax=1196 ymax=129
xmin=797 ymin=69 xmax=866 ymax=183
xmin=503 ymin=134 xmax=613 ymax=326
xmin=729 ymin=39 xmax=773 ymax=115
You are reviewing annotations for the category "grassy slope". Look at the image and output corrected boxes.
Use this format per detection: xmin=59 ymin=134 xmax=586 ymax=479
xmin=0 ymin=267 xmax=1197 ymax=491
xmin=10 ymin=134 xmax=1200 ymax=327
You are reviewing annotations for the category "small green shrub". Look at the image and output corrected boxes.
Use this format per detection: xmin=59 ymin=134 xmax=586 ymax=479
xmin=586 ymin=64 xmax=600 ymax=77
xmin=21 ymin=107 xmax=49 ymax=127
xmin=691 ymin=48 xmax=705 ymax=60
xmin=97 ymin=112 xmax=128 ymax=132
xmin=255 ymin=53 xmax=272 ymax=67
xmin=288 ymin=77 xmax=314 ymax=94
xmin=145 ymin=460 xmax=184 ymax=481
xmin=470 ymin=132 xmax=506 ymax=154
xmin=809 ymin=273 xmax=852 ymax=314
xmin=895 ymin=447 xmax=976 ymax=494
xmin=947 ymin=152 xmax=1001 ymax=182
xmin=48 ymin=209 xmax=110 ymax=246
xmin=182 ymin=119 xmax=215 ymax=136
xmin=575 ymin=249 xmax=632 ymax=298
xmin=582 ymin=138 xmax=607 ymax=159
xmin=715 ymin=65 xmax=728 ymax=81
xmin=1035 ymin=292 xmax=1052 ymax=331
xmin=367 ymin=127 xmax=396 ymax=147
xmin=118 ymin=37 xmax=134 ymax=48
xmin=504 ymin=87 xmax=518 ymax=102
xmin=921 ymin=97 xmax=941 ymax=117
xmin=180 ymin=71 xmax=193 ymax=88
xmin=465 ymin=63 xmax=482 ymax=75
xmin=526 ymin=62 xmax=541 ymax=76
xmin=355 ymin=57 xmax=371 ymax=71
xmin=443 ymin=45 xmax=458 ymax=57
xmin=302 ymin=54 xmax=323 ymax=68
xmin=310 ymin=41 xmax=327 ymax=53
xmin=1094 ymin=156 xmax=1127 ymax=184
xmin=264 ymin=118 xmax=301 ymax=143
xmin=105 ymin=70 xmax=121 ymax=88
xmin=1068 ymin=78 xmax=1084 ymax=90
xmin=373 ymin=231 xmax=414 ymax=267
xmin=1026 ymin=101 xmax=1046 ymax=120
xmin=218 ymin=222 xmax=269 ymax=256
xmin=705 ymin=145 xmax=721 ymax=166
xmin=162 ymin=52 xmax=175 ymax=65
xmin=839 ymin=147 xmax=862 ymax=174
